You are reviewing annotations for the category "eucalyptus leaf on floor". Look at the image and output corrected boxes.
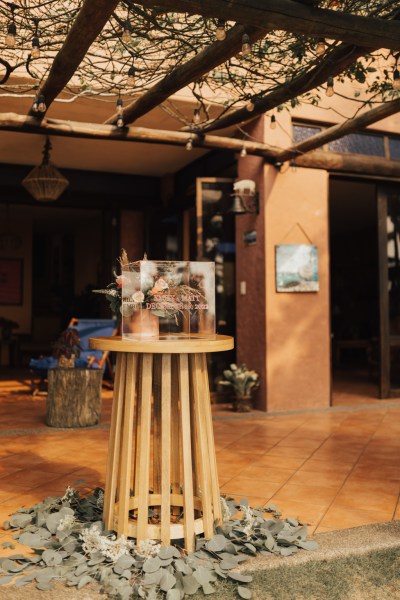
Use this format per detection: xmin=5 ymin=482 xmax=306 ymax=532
xmin=1 ymin=487 xmax=318 ymax=599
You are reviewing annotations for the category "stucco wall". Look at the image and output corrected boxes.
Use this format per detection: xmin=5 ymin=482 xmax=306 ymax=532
xmin=236 ymin=119 xmax=267 ymax=410
xmin=264 ymin=165 xmax=330 ymax=412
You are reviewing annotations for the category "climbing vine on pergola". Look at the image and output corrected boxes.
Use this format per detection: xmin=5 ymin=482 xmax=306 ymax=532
xmin=0 ymin=0 xmax=399 ymax=165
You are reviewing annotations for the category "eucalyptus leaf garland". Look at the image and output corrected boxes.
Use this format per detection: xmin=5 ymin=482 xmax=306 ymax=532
xmin=1 ymin=487 xmax=318 ymax=599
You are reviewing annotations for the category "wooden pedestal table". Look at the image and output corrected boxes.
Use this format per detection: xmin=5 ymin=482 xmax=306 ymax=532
xmin=89 ymin=335 xmax=234 ymax=553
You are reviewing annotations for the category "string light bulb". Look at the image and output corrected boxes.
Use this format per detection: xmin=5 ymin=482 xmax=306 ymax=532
xmin=37 ymin=94 xmax=46 ymax=113
xmin=127 ymin=64 xmax=136 ymax=86
xmin=241 ymin=33 xmax=251 ymax=56
xmin=215 ymin=19 xmax=226 ymax=41
xmin=5 ymin=3 xmax=17 ymax=47
xmin=6 ymin=22 xmax=16 ymax=47
xmin=116 ymin=97 xmax=124 ymax=128
xmin=240 ymin=145 xmax=247 ymax=158
xmin=315 ymin=39 xmax=326 ymax=56
xmin=393 ymin=69 xmax=400 ymax=91
xmin=31 ymin=35 xmax=40 ymax=58
xmin=246 ymin=98 xmax=255 ymax=112
xmin=31 ymin=18 xmax=40 ymax=58
xmin=270 ymin=114 xmax=277 ymax=129
xmin=186 ymin=136 xmax=193 ymax=151
xmin=290 ymin=160 xmax=297 ymax=173
xmin=193 ymin=108 xmax=201 ymax=124
xmin=32 ymin=94 xmax=46 ymax=113
xmin=122 ymin=19 xmax=132 ymax=43
xmin=326 ymin=76 xmax=334 ymax=97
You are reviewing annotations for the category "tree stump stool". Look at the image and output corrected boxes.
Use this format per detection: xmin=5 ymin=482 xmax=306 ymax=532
xmin=46 ymin=368 xmax=103 ymax=428
xmin=89 ymin=335 xmax=234 ymax=553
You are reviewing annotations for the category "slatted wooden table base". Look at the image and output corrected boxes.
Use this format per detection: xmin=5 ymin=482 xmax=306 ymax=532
xmin=89 ymin=335 xmax=234 ymax=553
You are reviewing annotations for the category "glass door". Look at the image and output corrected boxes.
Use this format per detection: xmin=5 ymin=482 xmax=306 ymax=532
xmin=377 ymin=185 xmax=400 ymax=397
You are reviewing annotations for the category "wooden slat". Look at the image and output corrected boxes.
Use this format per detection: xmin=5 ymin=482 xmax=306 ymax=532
xmin=27 ymin=0 xmax=119 ymax=118
xmin=178 ymin=353 xmax=195 ymax=552
xmin=171 ymin=354 xmax=181 ymax=507
xmin=152 ymin=354 xmax=162 ymax=495
xmin=136 ymin=353 xmax=154 ymax=542
xmin=199 ymin=353 xmax=222 ymax=523
xmin=103 ymin=352 xmax=126 ymax=530
xmin=160 ymin=353 xmax=172 ymax=546
xmin=105 ymin=25 xmax=265 ymax=125
xmin=190 ymin=353 xmax=214 ymax=539
xmin=116 ymin=353 xmax=137 ymax=537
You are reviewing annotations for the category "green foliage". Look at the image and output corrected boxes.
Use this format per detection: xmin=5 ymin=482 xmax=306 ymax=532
xmin=1 ymin=488 xmax=318 ymax=599
xmin=219 ymin=364 xmax=260 ymax=397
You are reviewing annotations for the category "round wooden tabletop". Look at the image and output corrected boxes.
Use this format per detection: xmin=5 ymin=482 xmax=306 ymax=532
xmin=89 ymin=334 xmax=234 ymax=354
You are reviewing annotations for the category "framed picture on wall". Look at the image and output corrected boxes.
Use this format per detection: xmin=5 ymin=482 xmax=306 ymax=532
xmin=0 ymin=258 xmax=23 ymax=305
xmin=276 ymin=244 xmax=319 ymax=293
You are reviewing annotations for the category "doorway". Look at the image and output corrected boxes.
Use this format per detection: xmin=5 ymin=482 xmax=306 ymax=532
xmin=329 ymin=178 xmax=380 ymax=403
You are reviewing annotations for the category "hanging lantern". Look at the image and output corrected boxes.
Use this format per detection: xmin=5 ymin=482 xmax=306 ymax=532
xmin=22 ymin=138 xmax=69 ymax=202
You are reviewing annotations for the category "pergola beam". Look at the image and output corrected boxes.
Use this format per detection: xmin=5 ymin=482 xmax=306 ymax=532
xmin=137 ymin=0 xmax=400 ymax=50
xmin=295 ymin=149 xmax=400 ymax=178
xmin=194 ymin=43 xmax=371 ymax=133
xmin=276 ymin=98 xmax=400 ymax=163
xmin=27 ymin=0 xmax=119 ymax=119
xmin=0 ymin=112 xmax=280 ymax=158
xmin=105 ymin=25 xmax=265 ymax=126
xmin=2 ymin=112 xmax=400 ymax=178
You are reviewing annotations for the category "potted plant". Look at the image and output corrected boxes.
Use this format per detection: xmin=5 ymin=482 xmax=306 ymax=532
xmin=219 ymin=363 xmax=260 ymax=412
xmin=52 ymin=328 xmax=82 ymax=368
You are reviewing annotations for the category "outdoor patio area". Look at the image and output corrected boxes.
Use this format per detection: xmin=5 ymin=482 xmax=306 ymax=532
xmin=0 ymin=369 xmax=399 ymax=555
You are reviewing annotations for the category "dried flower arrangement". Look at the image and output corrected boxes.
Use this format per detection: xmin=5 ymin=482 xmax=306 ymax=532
xmin=52 ymin=328 xmax=82 ymax=360
xmin=94 ymin=250 xmax=206 ymax=322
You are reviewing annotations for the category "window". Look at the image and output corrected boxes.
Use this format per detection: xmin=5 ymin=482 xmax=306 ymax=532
xmin=389 ymin=138 xmax=400 ymax=161
xmin=328 ymin=133 xmax=385 ymax=157
xmin=292 ymin=124 xmax=322 ymax=143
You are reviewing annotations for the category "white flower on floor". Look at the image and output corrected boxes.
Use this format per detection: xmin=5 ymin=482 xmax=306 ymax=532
xmin=220 ymin=496 xmax=232 ymax=522
xmin=79 ymin=525 xmax=104 ymax=556
xmin=240 ymin=504 xmax=255 ymax=536
xmin=102 ymin=534 xmax=133 ymax=561
xmin=57 ymin=514 xmax=76 ymax=531
xmin=61 ymin=485 xmax=75 ymax=503
xmin=80 ymin=526 xmax=134 ymax=562
xmin=135 ymin=539 xmax=161 ymax=558
xmin=96 ymin=490 xmax=104 ymax=509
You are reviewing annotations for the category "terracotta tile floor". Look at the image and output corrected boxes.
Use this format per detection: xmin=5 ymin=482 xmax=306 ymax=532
xmin=0 ymin=368 xmax=400 ymax=554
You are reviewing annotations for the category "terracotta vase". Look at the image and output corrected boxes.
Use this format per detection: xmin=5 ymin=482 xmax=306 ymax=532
xmin=57 ymin=354 xmax=75 ymax=368
xmin=128 ymin=309 xmax=159 ymax=339
xmin=232 ymin=395 xmax=253 ymax=413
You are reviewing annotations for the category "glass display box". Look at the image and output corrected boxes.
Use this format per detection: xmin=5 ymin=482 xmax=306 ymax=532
xmin=121 ymin=260 xmax=215 ymax=340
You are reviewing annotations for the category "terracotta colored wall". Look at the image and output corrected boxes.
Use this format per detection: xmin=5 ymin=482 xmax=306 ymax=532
xmin=236 ymin=118 xmax=267 ymax=410
xmin=264 ymin=166 xmax=330 ymax=412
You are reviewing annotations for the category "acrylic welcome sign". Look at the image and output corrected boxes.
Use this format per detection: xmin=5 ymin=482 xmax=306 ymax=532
xmin=121 ymin=260 xmax=215 ymax=339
